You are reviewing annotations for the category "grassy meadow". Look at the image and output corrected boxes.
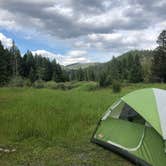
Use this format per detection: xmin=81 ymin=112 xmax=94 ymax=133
xmin=0 ymin=82 xmax=166 ymax=166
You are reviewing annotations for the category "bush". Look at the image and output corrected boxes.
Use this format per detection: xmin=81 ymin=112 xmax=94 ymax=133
xmin=9 ymin=76 xmax=25 ymax=87
xmin=56 ymin=83 xmax=66 ymax=90
xmin=44 ymin=81 xmax=57 ymax=89
xmin=24 ymin=79 xmax=32 ymax=87
xmin=80 ymin=82 xmax=98 ymax=91
xmin=55 ymin=83 xmax=73 ymax=90
xmin=86 ymin=84 xmax=98 ymax=91
xmin=112 ymin=80 xmax=121 ymax=93
xmin=33 ymin=79 xmax=45 ymax=89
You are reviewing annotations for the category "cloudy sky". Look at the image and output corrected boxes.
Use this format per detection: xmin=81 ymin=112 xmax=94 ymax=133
xmin=0 ymin=0 xmax=165 ymax=65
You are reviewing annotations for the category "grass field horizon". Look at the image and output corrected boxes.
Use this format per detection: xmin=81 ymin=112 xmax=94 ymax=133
xmin=1 ymin=82 xmax=166 ymax=166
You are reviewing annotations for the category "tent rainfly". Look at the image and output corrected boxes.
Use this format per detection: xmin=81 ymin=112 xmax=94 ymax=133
xmin=91 ymin=88 xmax=166 ymax=166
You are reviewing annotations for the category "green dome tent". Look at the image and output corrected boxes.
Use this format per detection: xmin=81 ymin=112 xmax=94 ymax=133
xmin=91 ymin=88 xmax=166 ymax=166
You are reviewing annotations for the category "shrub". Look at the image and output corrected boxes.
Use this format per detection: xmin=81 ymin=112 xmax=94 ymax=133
xmin=9 ymin=76 xmax=25 ymax=87
xmin=70 ymin=81 xmax=83 ymax=89
xmin=56 ymin=83 xmax=66 ymax=90
xmin=86 ymin=84 xmax=98 ymax=91
xmin=81 ymin=82 xmax=98 ymax=91
xmin=33 ymin=79 xmax=45 ymax=89
xmin=112 ymin=80 xmax=121 ymax=93
xmin=24 ymin=79 xmax=32 ymax=87
xmin=44 ymin=81 xmax=57 ymax=89
xmin=56 ymin=83 xmax=73 ymax=90
xmin=65 ymin=84 xmax=74 ymax=90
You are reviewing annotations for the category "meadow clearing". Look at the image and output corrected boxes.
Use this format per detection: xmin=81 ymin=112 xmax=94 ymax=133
xmin=0 ymin=82 xmax=166 ymax=166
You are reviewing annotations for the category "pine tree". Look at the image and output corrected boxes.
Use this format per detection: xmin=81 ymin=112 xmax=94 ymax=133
xmin=129 ymin=55 xmax=143 ymax=83
xmin=10 ymin=41 xmax=22 ymax=77
xmin=55 ymin=64 xmax=64 ymax=82
xmin=157 ymin=30 xmax=166 ymax=48
xmin=77 ymin=68 xmax=84 ymax=81
xmin=52 ymin=60 xmax=65 ymax=82
xmin=99 ymin=72 xmax=107 ymax=87
xmin=151 ymin=47 xmax=166 ymax=82
xmin=52 ymin=60 xmax=58 ymax=81
xmin=121 ymin=58 xmax=128 ymax=80
xmin=29 ymin=67 xmax=36 ymax=82
xmin=0 ymin=41 xmax=8 ymax=85
xmin=109 ymin=57 xmax=120 ymax=80
xmin=42 ymin=58 xmax=52 ymax=81
xmin=152 ymin=30 xmax=166 ymax=82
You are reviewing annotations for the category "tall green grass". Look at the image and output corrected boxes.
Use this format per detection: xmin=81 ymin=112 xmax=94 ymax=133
xmin=0 ymin=87 xmax=117 ymax=144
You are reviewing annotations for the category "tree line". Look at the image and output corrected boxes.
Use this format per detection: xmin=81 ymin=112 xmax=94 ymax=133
xmin=0 ymin=41 xmax=68 ymax=86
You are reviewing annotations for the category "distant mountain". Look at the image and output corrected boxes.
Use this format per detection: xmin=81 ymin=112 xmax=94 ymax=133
xmin=65 ymin=62 xmax=100 ymax=70
xmin=65 ymin=49 xmax=154 ymax=72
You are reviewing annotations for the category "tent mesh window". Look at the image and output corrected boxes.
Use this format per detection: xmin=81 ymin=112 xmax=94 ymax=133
xmin=119 ymin=104 xmax=145 ymax=124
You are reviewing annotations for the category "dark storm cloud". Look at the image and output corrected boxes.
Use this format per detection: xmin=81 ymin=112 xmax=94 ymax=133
xmin=1 ymin=0 xmax=165 ymax=38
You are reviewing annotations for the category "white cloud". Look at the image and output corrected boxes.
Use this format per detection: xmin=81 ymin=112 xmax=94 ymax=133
xmin=32 ymin=50 xmax=63 ymax=63
xmin=63 ymin=50 xmax=90 ymax=65
xmin=67 ymin=50 xmax=87 ymax=57
xmin=32 ymin=49 xmax=90 ymax=66
xmin=0 ymin=33 xmax=13 ymax=48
